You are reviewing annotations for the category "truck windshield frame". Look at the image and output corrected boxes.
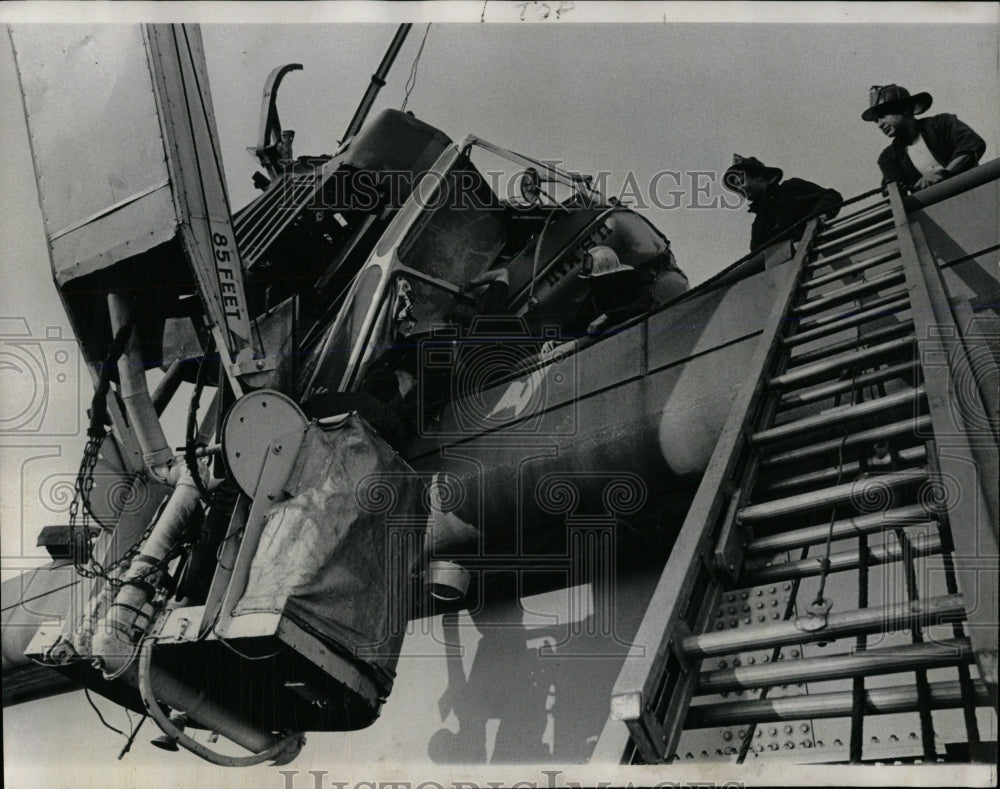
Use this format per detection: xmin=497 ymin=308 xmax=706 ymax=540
xmin=301 ymin=136 xmax=602 ymax=400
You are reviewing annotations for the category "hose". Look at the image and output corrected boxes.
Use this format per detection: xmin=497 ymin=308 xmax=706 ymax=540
xmin=137 ymin=622 xmax=304 ymax=767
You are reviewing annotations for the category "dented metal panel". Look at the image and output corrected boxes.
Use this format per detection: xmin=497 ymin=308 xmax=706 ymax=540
xmin=10 ymin=25 xmax=174 ymax=283
xmin=11 ymin=24 xmax=255 ymax=368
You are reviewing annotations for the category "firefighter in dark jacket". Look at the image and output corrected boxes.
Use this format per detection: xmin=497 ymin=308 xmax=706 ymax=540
xmin=576 ymin=245 xmax=687 ymax=336
xmin=863 ymin=84 xmax=987 ymax=191
xmin=723 ymin=154 xmax=842 ymax=252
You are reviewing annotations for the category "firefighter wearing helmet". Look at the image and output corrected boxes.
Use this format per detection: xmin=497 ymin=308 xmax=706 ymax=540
xmin=578 ymin=245 xmax=687 ymax=336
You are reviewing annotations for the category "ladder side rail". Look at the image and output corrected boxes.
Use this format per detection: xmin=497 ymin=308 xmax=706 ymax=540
xmin=601 ymin=220 xmax=822 ymax=763
xmin=888 ymin=183 xmax=999 ymax=688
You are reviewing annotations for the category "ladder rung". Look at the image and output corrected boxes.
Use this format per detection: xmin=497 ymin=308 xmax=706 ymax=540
xmin=744 ymin=532 xmax=942 ymax=584
xmin=762 ymin=415 xmax=932 ymax=468
xmin=779 ymin=360 xmax=916 ymax=409
xmin=755 ymin=385 xmax=925 ymax=445
xmin=680 ymin=594 xmax=965 ymax=659
xmin=744 ymin=503 xmax=936 ymax=554
xmin=697 ymin=635 xmax=968 ymax=695
xmin=759 ymin=444 xmax=927 ymax=495
xmin=794 ymin=268 xmax=906 ymax=316
xmin=789 ymin=319 xmax=914 ymax=367
xmin=810 ymin=217 xmax=896 ymax=255
xmin=769 ymin=335 xmax=916 ymax=390
xmin=785 ymin=295 xmax=910 ymax=348
xmin=806 ymin=231 xmax=897 ymax=270
xmin=803 ymin=248 xmax=901 ymax=290
xmin=814 ymin=204 xmax=892 ymax=240
xmin=685 ymin=678 xmax=989 ymax=728
xmin=819 ymin=199 xmax=890 ymax=231
xmin=796 ymin=290 xmax=910 ymax=333
xmin=738 ymin=468 xmax=927 ymax=523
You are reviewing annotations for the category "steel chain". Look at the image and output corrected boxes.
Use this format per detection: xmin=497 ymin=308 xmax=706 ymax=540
xmin=69 ymin=436 xmax=165 ymax=588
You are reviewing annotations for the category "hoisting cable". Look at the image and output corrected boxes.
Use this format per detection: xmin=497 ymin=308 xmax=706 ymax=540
xmin=400 ymin=24 xmax=431 ymax=112
xmin=812 ymin=351 xmax=861 ymax=610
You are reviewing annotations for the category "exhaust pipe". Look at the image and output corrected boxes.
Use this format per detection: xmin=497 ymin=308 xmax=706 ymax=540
xmin=92 ymin=465 xmax=202 ymax=677
xmin=107 ymin=293 xmax=173 ymax=480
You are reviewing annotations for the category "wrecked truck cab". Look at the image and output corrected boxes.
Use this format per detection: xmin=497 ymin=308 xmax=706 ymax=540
xmin=298 ymin=136 xmax=688 ymax=436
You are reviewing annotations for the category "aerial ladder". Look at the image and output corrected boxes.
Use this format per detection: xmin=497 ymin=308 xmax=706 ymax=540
xmin=594 ymin=175 xmax=999 ymax=764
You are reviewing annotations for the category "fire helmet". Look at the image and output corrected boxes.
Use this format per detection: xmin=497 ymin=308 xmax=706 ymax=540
xmin=579 ymin=246 xmax=633 ymax=278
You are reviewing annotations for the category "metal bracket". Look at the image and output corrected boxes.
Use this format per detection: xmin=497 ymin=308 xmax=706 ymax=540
xmin=713 ymin=488 xmax=744 ymax=581
xmin=213 ymin=424 xmax=306 ymax=638
xmin=232 ymin=348 xmax=280 ymax=378
xmin=669 ymin=620 xmax=694 ymax=675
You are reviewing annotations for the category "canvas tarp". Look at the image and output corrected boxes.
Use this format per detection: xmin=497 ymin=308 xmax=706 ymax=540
xmin=232 ymin=414 xmax=425 ymax=689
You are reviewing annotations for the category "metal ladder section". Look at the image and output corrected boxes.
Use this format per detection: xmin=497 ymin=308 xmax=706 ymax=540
xmin=594 ymin=184 xmax=999 ymax=764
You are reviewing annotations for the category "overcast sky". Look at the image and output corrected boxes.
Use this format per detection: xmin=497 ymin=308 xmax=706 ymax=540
xmin=1 ymin=3 xmax=998 ymax=787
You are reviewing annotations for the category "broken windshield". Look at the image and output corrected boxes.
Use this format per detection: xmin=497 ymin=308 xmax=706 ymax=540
xmin=301 ymin=139 xmax=604 ymax=401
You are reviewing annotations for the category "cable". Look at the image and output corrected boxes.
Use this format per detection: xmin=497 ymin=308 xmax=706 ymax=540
xmin=137 ymin=623 xmax=304 ymax=767
xmin=1 ymin=581 xmax=82 ymax=613
xmin=84 ymin=685 xmax=127 ymax=739
xmin=401 ymin=24 xmax=431 ymax=112
xmin=812 ymin=432 xmax=850 ymax=607
xmin=117 ymin=714 xmax=147 ymax=760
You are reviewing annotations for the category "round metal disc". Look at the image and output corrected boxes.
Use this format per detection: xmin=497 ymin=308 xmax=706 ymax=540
xmin=222 ymin=389 xmax=307 ymax=497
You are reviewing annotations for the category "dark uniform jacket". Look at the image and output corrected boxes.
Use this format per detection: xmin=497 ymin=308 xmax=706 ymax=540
xmin=877 ymin=113 xmax=987 ymax=189
xmin=748 ymin=179 xmax=843 ymax=251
